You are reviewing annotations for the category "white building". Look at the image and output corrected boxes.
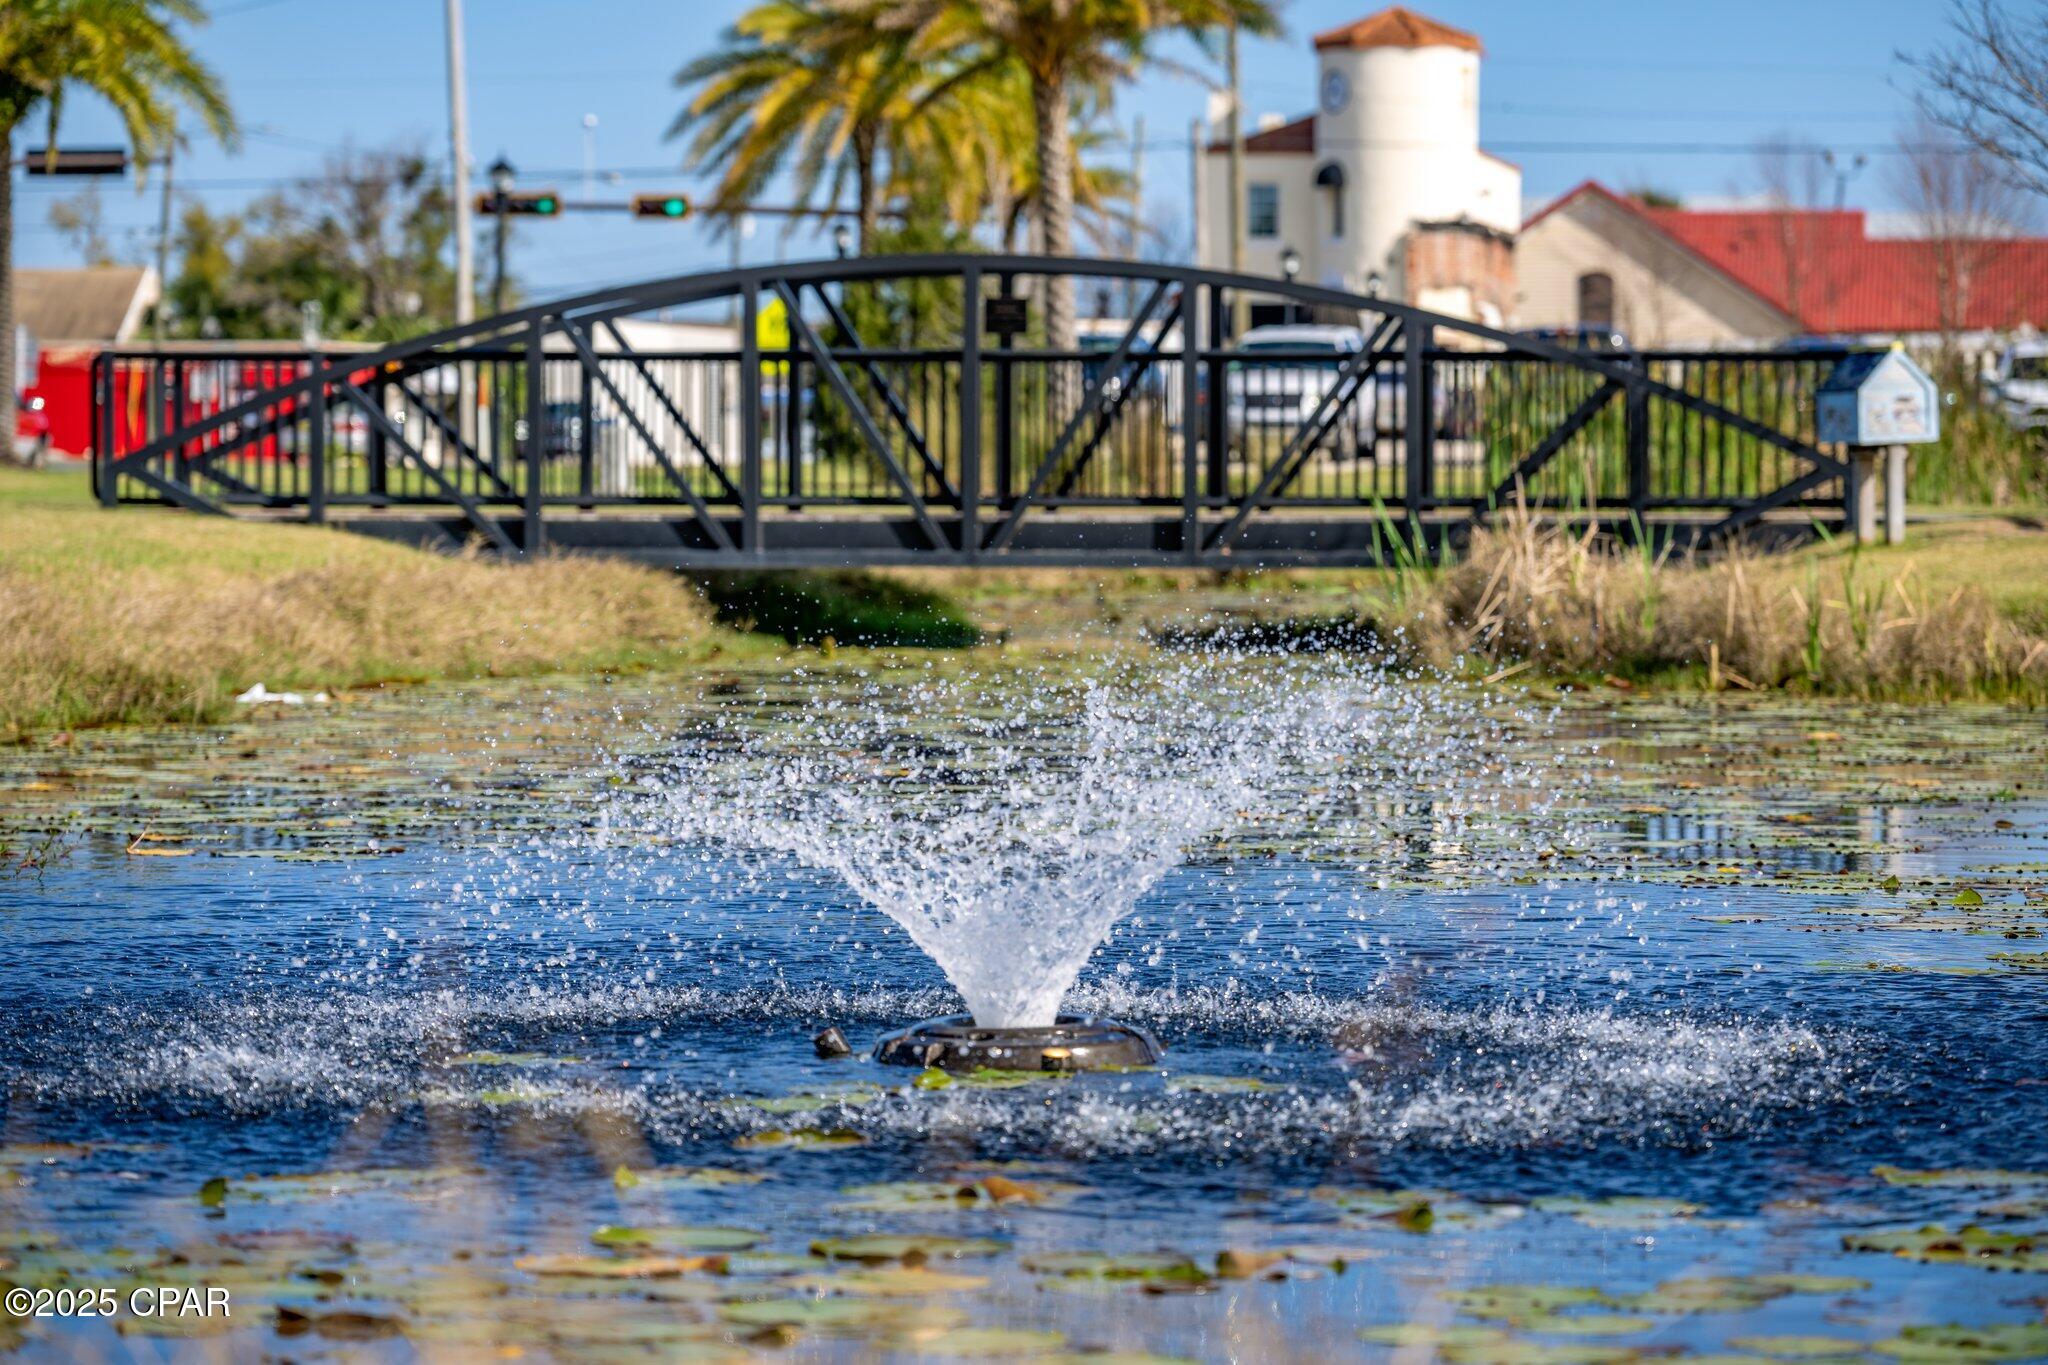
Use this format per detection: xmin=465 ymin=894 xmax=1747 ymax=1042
xmin=1197 ymin=6 xmax=1520 ymax=327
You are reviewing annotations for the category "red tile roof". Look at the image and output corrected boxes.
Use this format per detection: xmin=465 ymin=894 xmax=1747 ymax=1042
xmin=1205 ymin=113 xmax=1315 ymax=155
xmin=1314 ymin=6 xmax=1482 ymax=54
xmin=1529 ymin=180 xmax=2048 ymax=334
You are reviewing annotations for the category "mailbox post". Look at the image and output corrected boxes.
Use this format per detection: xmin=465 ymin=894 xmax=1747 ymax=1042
xmin=1815 ymin=348 xmax=1939 ymax=545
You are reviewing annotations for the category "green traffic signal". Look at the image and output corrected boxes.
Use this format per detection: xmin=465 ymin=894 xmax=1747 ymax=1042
xmin=631 ymin=192 xmax=692 ymax=220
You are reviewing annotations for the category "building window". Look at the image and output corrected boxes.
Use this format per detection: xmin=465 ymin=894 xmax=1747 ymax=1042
xmin=1577 ymin=272 xmax=1615 ymax=327
xmin=1248 ymin=184 xmax=1279 ymax=239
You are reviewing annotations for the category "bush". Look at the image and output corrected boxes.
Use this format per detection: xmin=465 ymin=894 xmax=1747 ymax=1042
xmin=693 ymin=570 xmax=981 ymax=648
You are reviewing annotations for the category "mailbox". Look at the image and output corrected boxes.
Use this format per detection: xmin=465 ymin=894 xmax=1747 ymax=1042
xmin=1816 ymin=348 xmax=1939 ymax=446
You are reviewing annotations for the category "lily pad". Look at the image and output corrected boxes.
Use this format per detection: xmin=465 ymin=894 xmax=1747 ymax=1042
xmin=1873 ymin=1166 xmax=2048 ymax=1188
xmin=786 ymin=1266 xmax=989 ymax=1296
xmin=1021 ymin=1252 xmax=1209 ymax=1284
xmin=1843 ymin=1224 xmax=2045 ymax=1272
xmin=839 ymin=1176 xmax=1086 ymax=1212
xmin=1530 ymin=1195 xmax=1703 ymax=1229
xmin=1163 ymin=1074 xmax=1276 ymax=1094
xmin=1873 ymin=1322 xmax=2048 ymax=1361
xmin=901 ymin=1326 xmax=1068 ymax=1356
xmin=733 ymin=1127 xmax=865 ymax=1151
xmin=613 ymin=1165 xmax=767 ymax=1190
xmin=811 ymin=1235 xmax=1007 ymax=1264
xmin=514 ymin=1253 xmax=726 ymax=1278
xmin=590 ymin=1225 xmax=761 ymax=1252
xmin=1726 ymin=1337 xmax=1867 ymax=1359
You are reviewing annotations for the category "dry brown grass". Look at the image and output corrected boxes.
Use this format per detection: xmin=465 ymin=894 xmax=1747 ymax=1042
xmin=1404 ymin=516 xmax=2048 ymax=699
xmin=0 ymin=538 xmax=717 ymax=735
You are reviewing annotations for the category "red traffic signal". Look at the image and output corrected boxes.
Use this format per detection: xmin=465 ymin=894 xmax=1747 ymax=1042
xmin=475 ymin=190 xmax=560 ymax=216
xmin=631 ymin=193 xmax=692 ymax=220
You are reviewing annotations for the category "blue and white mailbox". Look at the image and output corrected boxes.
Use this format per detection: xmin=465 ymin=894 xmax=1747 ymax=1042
xmin=1816 ymin=348 xmax=1937 ymax=544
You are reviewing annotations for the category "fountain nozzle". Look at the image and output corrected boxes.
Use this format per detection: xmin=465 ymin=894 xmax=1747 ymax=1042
xmin=872 ymin=1014 xmax=1162 ymax=1073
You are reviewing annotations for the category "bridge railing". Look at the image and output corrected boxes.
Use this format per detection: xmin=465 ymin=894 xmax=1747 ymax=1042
xmin=93 ymin=343 xmax=1850 ymax=514
xmin=86 ymin=255 xmax=1860 ymax=563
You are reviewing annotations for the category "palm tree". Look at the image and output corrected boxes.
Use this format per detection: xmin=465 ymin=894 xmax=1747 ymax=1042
xmin=885 ymin=0 xmax=1279 ymax=355
xmin=671 ymin=1 xmax=998 ymax=251
xmin=0 ymin=0 xmax=235 ymax=459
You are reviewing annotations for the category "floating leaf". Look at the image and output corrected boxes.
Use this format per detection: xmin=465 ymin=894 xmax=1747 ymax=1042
xmin=448 ymin=1050 xmax=578 ymax=1067
xmin=1874 ymin=1166 xmax=2048 ymax=1189
xmin=1727 ymin=1336 xmax=1867 ymax=1358
xmin=1530 ymin=1195 xmax=1703 ymax=1229
xmin=1022 ymin=1252 xmax=1209 ymax=1284
xmin=1441 ymin=1284 xmax=1615 ymax=1323
xmin=811 ymin=1235 xmax=1007 ymax=1264
xmin=613 ymin=1165 xmax=766 ymax=1190
xmin=514 ymin=1253 xmax=726 ymax=1278
xmin=1952 ymin=888 xmax=1986 ymax=906
xmin=786 ymin=1266 xmax=989 ymax=1296
xmin=838 ymin=1178 xmax=1086 ymax=1213
xmin=590 ymin=1225 xmax=761 ymax=1252
xmin=733 ymin=1127 xmax=864 ymax=1151
xmin=1842 ymin=1224 xmax=2044 ymax=1272
xmin=899 ymin=1326 xmax=1067 ymax=1356
xmin=1215 ymin=1249 xmax=1286 ymax=1279
xmin=1164 ymin=1074 xmax=1275 ymax=1094
xmin=1873 ymin=1321 xmax=2048 ymax=1361
xmin=912 ymin=1067 xmax=952 ymax=1090
xmin=198 ymin=1177 xmax=227 ymax=1208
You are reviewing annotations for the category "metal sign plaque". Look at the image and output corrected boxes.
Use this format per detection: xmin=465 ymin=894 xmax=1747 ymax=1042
xmin=984 ymin=296 xmax=1029 ymax=337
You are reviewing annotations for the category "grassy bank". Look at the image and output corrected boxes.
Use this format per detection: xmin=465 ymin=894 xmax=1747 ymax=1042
xmin=7 ymin=461 xmax=2047 ymax=734
xmin=0 ymin=468 xmax=727 ymax=736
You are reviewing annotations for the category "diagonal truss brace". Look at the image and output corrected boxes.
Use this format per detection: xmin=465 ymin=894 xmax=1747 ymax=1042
xmin=983 ymin=279 xmax=1177 ymax=553
xmin=805 ymin=283 xmax=957 ymax=502
xmin=597 ymin=319 xmax=743 ymax=503
xmin=1206 ymin=316 xmax=1400 ymax=554
xmin=772 ymin=280 xmax=946 ymax=550
xmin=336 ymin=379 xmax=519 ymax=555
xmin=560 ymin=321 xmax=737 ymax=551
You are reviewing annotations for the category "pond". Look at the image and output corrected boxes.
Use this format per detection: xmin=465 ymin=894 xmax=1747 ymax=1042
xmin=1 ymin=662 xmax=2045 ymax=1362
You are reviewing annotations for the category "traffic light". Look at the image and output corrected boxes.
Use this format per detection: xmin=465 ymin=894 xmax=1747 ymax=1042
xmin=631 ymin=193 xmax=692 ymax=220
xmin=474 ymin=190 xmax=560 ymax=216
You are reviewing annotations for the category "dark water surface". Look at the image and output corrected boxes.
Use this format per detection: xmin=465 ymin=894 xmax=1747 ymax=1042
xmin=2 ymin=667 xmax=2045 ymax=1362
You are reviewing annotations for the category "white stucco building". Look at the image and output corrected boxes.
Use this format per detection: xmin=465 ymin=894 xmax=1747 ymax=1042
xmin=1197 ymin=6 xmax=1520 ymax=327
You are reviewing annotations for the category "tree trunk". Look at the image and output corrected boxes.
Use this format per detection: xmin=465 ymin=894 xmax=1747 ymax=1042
xmin=854 ymin=126 xmax=878 ymax=252
xmin=1031 ymin=70 xmax=1076 ymax=412
xmin=0 ymin=122 xmax=17 ymax=465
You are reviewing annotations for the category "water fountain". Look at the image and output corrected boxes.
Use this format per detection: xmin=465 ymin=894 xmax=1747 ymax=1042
xmin=641 ymin=655 xmax=1518 ymax=1070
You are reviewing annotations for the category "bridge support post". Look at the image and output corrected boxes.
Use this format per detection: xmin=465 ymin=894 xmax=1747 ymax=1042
xmin=1181 ymin=274 xmax=1202 ymax=564
xmin=961 ymin=266 xmax=981 ymax=562
xmin=1403 ymin=319 xmax=1430 ymax=528
xmin=1625 ymin=379 xmax=1650 ymax=529
xmin=1885 ymin=444 xmax=1907 ymax=545
xmin=524 ymin=315 xmax=546 ymax=555
xmin=1844 ymin=446 xmax=1880 ymax=545
xmin=741 ymin=286 xmax=761 ymax=555
xmin=306 ymin=351 xmax=325 ymax=524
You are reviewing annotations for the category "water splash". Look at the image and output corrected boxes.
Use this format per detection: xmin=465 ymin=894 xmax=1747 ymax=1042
xmin=628 ymin=657 xmax=1540 ymax=1027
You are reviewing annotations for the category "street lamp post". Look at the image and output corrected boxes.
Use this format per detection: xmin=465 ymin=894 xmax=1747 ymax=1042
xmin=833 ymin=222 xmax=853 ymax=259
xmin=1279 ymin=245 xmax=1301 ymax=324
xmin=488 ymin=155 xmax=515 ymax=316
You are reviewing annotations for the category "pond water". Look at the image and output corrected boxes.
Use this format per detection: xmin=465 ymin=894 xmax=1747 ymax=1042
xmin=1 ymin=662 xmax=2045 ymax=1362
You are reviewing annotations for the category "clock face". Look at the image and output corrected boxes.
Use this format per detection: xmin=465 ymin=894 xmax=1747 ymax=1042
xmin=1320 ymin=69 xmax=1349 ymax=114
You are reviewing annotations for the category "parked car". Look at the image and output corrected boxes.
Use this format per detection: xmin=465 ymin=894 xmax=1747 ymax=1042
xmin=1516 ymin=324 xmax=1632 ymax=354
xmin=1983 ymin=341 xmax=2048 ymax=430
xmin=13 ymin=390 xmax=50 ymax=465
xmin=1226 ymin=325 xmax=1376 ymax=456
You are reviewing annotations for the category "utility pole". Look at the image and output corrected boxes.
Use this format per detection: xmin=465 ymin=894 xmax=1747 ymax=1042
xmin=1126 ymin=114 xmax=1145 ymax=316
xmin=445 ymin=0 xmax=474 ymax=325
xmin=1190 ymin=116 xmax=1204 ymax=268
xmin=152 ymin=133 xmax=174 ymax=345
xmin=1226 ymin=21 xmax=1247 ymax=339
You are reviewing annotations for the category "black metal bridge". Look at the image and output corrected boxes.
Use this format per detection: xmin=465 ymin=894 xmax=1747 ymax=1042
xmin=91 ymin=255 xmax=1859 ymax=567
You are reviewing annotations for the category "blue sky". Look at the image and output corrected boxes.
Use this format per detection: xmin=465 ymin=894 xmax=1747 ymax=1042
xmin=13 ymin=0 xmax=1964 ymax=296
